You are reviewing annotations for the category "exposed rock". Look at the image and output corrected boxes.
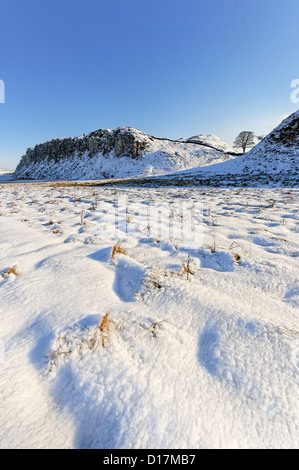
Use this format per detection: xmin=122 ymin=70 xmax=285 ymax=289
xmin=269 ymin=113 xmax=299 ymax=147
xmin=16 ymin=127 xmax=151 ymax=175
xmin=15 ymin=126 xmax=233 ymax=180
xmin=88 ymin=128 xmax=150 ymax=158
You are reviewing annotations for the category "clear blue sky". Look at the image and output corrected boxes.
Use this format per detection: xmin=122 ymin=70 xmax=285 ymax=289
xmin=0 ymin=0 xmax=298 ymax=168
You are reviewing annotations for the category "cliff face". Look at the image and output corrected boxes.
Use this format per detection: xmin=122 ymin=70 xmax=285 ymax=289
xmin=89 ymin=127 xmax=152 ymax=158
xmin=16 ymin=127 xmax=151 ymax=175
xmin=14 ymin=127 xmax=233 ymax=180
xmin=247 ymin=110 xmax=299 ymax=156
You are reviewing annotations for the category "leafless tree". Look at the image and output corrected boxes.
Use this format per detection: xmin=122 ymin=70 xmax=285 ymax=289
xmin=233 ymin=131 xmax=255 ymax=153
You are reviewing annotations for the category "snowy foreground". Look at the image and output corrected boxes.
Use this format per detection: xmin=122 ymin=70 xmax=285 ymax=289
xmin=0 ymin=180 xmax=298 ymax=449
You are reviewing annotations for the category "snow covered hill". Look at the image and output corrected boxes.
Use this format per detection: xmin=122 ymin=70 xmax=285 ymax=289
xmin=117 ymin=111 xmax=299 ymax=187
xmin=14 ymin=127 xmax=234 ymax=180
xmin=13 ymin=110 xmax=299 ymax=186
xmin=203 ymin=110 xmax=299 ymax=176
xmin=184 ymin=134 xmax=233 ymax=153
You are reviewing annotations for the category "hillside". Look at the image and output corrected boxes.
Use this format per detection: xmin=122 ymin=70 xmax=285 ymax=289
xmin=184 ymin=134 xmax=233 ymax=153
xmin=14 ymin=127 xmax=234 ymax=180
xmin=113 ymin=111 xmax=299 ymax=187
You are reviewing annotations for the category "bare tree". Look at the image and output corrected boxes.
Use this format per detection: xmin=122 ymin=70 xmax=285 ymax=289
xmin=255 ymin=135 xmax=265 ymax=142
xmin=233 ymin=131 xmax=255 ymax=153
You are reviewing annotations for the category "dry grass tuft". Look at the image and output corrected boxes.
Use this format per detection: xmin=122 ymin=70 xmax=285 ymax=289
xmin=149 ymin=320 xmax=168 ymax=338
xmin=46 ymin=313 xmax=122 ymax=371
xmin=45 ymin=349 xmax=71 ymax=358
xmin=209 ymin=236 xmax=217 ymax=254
xmin=49 ymin=220 xmax=61 ymax=226
xmin=111 ymin=242 xmax=127 ymax=261
xmin=149 ymin=278 xmax=163 ymax=289
xmin=181 ymin=254 xmax=196 ymax=280
xmin=229 ymin=241 xmax=250 ymax=262
xmin=97 ymin=313 xmax=119 ymax=348
xmin=99 ymin=312 xmax=111 ymax=333
xmin=7 ymin=266 xmax=18 ymax=275
xmin=142 ymin=268 xmax=173 ymax=294
xmin=99 ymin=313 xmax=111 ymax=347
xmin=88 ymin=313 xmax=119 ymax=349
xmin=1 ymin=265 xmax=19 ymax=278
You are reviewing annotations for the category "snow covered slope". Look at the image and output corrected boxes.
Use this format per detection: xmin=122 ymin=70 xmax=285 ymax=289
xmin=205 ymin=110 xmax=299 ymax=176
xmin=185 ymin=134 xmax=233 ymax=153
xmin=121 ymin=111 xmax=299 ymax=187
xmin=14 ymin=127 xmax=234 ymax=180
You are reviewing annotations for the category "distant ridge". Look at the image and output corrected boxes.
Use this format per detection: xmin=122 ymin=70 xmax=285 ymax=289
xmin=15 ymin=127 xmax=234 ymax=180
xmin=96 ymin=111 xmax=299 ymax=187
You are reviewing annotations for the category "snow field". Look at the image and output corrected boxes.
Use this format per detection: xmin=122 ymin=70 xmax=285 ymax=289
xmin=0 ymin=182 xmax=298 ymax=448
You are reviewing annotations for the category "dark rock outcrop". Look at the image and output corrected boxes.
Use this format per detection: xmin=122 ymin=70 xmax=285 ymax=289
xmin=16 ymin=127 xmax=151 ymax=174
xmin=15 ymin=126 xmax=234 ymax=180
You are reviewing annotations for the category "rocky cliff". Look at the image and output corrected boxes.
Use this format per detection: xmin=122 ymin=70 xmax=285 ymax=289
xmin=16 ymin=127 xmax=151 ymax=173
xmin=15 ymin=127 xmax=233 ymax=180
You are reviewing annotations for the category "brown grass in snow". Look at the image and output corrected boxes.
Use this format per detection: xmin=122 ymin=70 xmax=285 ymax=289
xmin=111 ymin=242 xmax=127 ymax=261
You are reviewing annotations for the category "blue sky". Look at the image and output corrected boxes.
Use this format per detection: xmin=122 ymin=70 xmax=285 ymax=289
xmin=0 ymin=0 xmax=298 ymax=168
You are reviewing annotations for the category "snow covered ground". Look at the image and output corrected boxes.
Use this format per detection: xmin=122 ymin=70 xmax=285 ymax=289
xmin=0 ymin=181 xmax=298 ymax=449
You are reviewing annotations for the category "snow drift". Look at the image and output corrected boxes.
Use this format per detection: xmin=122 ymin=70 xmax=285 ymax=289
xmin=0 ymin=183 xmax=298 ymax=448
